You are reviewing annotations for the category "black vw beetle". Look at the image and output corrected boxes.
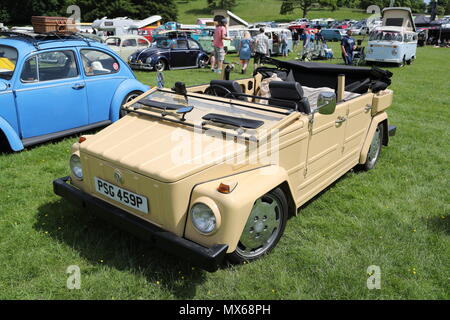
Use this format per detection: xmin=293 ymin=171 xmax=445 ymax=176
xmin=128 ymin=36 xmax=209 ymax=72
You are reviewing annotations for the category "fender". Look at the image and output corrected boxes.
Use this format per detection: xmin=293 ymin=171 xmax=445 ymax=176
xmin=109 ymin=79 xmax=149 ymax=122
xmin=359 ymin=112 xmax=388 ymax=164
xmin=154 ymin=56 xmax=170 ymax=69
xmin=0 ymin=117 xmax=24 ymax=151
xmin=197 ymin=52 xmax=209 ymax=63
xmin=184 ymin=165 xmax=293 ymax=253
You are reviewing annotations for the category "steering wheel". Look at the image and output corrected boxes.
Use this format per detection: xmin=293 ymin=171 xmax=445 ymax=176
xmin=204 ymin=84 xmax=238 ymax=100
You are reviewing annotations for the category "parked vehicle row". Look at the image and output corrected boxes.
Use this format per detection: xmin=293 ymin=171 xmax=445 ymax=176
xmin=0 ymin=32 xmax=148 ymax=151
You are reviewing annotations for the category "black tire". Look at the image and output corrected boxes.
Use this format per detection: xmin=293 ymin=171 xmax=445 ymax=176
xmin=154 ymin=59 xmax=167 ymax=72
xmin=120 ymin=91 xmax=143 ymax=118
xmin=361 ymin=123 xmax=384 ymax=171
xmin=198 ymin=56 xmax=209 ymax=68
xmin=227 ymin=187 xmax=288 ymax=264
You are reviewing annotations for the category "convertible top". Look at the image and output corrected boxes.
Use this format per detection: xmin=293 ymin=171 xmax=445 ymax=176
xmin=259 ymin=57 xmax=393 ymax=94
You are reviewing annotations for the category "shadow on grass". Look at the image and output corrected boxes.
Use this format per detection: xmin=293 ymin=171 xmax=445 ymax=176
xmin=34 ymin=200 xmax=208 ymax=298
xmin=425 ymin=215 xmax=450 ymax=235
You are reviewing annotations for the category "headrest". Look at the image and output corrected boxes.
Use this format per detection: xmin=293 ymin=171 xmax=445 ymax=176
xmin=269 ymin=81 xmax=304 ymax=100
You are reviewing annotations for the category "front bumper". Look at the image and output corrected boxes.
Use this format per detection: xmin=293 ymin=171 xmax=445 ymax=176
xmin=53 ymin=176 xmax=228 ymax=272
xmin=128 ymin=62 xmax=153 ymax=70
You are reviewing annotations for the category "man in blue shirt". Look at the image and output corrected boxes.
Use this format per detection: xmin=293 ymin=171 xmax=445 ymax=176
xmin=341 ymin=30 xmax=356 ymax=65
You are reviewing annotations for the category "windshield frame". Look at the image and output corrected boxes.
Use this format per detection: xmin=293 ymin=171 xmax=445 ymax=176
xmin=0 ymin=44 xmax=19 ymax=80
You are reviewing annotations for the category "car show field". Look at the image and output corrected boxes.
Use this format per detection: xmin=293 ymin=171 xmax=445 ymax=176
xmin=0 ymin=41 xmax=448 ymax=300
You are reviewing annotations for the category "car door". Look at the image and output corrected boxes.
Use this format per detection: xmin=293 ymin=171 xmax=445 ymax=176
xmin=341 ymin=94 xmax=373 ymax=161
xmin=14 ymin=49 xmax=88 ymax=139
xmin=170 ymin=39 xmax=190 ymax=68
xmin=298 ymin=101 xmax=348 ymax=203
xmin=187 ymin=39 xmax=201 ymax=66
xmin=79 ymin=48 xmax=126 ymax=124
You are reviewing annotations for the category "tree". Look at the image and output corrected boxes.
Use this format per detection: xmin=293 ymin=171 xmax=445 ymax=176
xmin=280 ymin=0 xmax=317 ymax=18
xmin=0 ymin=0 xmax=177 ymax=25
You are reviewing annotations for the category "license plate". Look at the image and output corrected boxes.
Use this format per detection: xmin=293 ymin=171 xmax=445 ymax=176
xmin=94 ymin=177 xmax=149 ymax=214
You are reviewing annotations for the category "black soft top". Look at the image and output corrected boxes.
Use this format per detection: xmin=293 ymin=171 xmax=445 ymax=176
xmin=259 ymin=57 xmax=393 ymax=94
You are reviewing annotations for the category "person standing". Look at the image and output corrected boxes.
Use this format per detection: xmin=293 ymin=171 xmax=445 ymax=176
xmin=212 ymin=18 xmax=231 ymax=74
xmin=280 ymin=31 xmax=289 ymax=57
xmin=341 ymin=29 xmax=356 ymax=65
xmin=316 ymin=26 xmax=324 ymax=44
xmin=292 ymin=29 xmax=299 ymax=48
xmin=238 ymin=31 xmax=252 ymax=74
xmin=253 ymin=28 xmax=270 ymax=71
xmin=302 ymin=29 xmax=311 ymax=49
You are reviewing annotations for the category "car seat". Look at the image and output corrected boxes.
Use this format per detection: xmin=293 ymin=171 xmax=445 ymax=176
xmin=268 ymin=81 xmax=311 ymax=114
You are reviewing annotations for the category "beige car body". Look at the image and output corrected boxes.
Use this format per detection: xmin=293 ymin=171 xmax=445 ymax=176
xmin=56 ymin=70 xmax=394 ymax=269
xmin=105 ymin=35 xmax=151 ymax=61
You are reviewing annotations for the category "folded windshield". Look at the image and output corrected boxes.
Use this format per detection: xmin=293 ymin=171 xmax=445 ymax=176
xmin=133 ymin=90 xmax=284 ymax=133
xmin=0 ymin=45 xmax=18 ymax=80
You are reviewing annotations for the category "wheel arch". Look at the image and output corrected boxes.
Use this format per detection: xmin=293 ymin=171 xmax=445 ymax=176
xmin=184 ymin=165 xmax=293 ymax=253
xmin=359 ymin=113 xmax=388 ymax=164
xmin=154 ymin=56 xmax=170 ymax=70
xmin=109 ymin=79 xmax=149 ymax=122
xmin=0 ymin=117 xmax=23 ymax=152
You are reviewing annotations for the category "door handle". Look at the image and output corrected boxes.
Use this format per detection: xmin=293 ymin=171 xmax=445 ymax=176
xmin=364 ymin=104 xmax=373 ymax=112
xmin=72 ymin=83 xmax=85 ymax=90
xmin=335 ymin=116 xmax=347 ymax=124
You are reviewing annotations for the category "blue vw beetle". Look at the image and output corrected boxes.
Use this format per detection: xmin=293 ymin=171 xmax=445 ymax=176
xmin=0 ymin=32 xmax=148 ymax=152
xmin=128 ymin=36 xmax=209 ymax=72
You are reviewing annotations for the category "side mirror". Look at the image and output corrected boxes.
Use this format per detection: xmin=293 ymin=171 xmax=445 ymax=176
xmin=173 ymin=81 xmax=187 ymax=96
xmin=0 ymin=81 xmax=8 ymax=91
xmin=176 ymin=106 xmax=193 ymax=122
xmin=156 ymin=71 xmax=165 ymax=88
xmin=316 ymin=91 xmax=336 ymax=115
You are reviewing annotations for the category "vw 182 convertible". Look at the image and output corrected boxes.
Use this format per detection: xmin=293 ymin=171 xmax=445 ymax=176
xmin=53 ymin=58 xmax=396 ymax=271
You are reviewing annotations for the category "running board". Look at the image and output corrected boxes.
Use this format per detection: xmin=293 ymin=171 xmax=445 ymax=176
xmin=22 ymin=120 xmax=111 ymax=147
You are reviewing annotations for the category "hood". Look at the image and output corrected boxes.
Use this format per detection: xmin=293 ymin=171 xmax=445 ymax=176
xmin=80 ymin=113 xmax=248 ymax=183
xmin=134 ymin=47 xmax=167 ymax=58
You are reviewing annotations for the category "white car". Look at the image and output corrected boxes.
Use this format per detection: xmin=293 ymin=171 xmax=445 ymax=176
xmin=105 ymin=35 xmax=151 ymax=61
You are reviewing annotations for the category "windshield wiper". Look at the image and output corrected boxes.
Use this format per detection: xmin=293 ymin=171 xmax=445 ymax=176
xmin=202 ymin=113 xmax=264 ymax=129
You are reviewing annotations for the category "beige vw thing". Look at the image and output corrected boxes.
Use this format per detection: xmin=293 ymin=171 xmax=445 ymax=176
xmin=54 ymin=58 xmax=396 ymax=271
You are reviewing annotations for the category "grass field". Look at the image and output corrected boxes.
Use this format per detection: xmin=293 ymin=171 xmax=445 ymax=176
xmin=1 ymin=32 xmax=449 ymax=299
xmin=176 ymin=0 xmax=372 ymax=24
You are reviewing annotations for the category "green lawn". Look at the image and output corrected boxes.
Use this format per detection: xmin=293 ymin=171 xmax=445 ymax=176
xmin=176 ymin=0 xmax=371 ymax=24
xmin=1 ymin=42 xmax=449 ymax=299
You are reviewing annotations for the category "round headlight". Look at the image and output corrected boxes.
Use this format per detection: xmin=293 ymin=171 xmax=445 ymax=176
xmin=146 ymin=57 xmax=152 ymax=64
xmin=191 ymin=203 xmax=216 ymax=234
xmin=70 ymin=154 xmax=83 ymax=180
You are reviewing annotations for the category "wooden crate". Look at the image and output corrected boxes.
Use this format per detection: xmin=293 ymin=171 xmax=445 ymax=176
xmin=31 ymin=16 xmax=77 ymax=34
